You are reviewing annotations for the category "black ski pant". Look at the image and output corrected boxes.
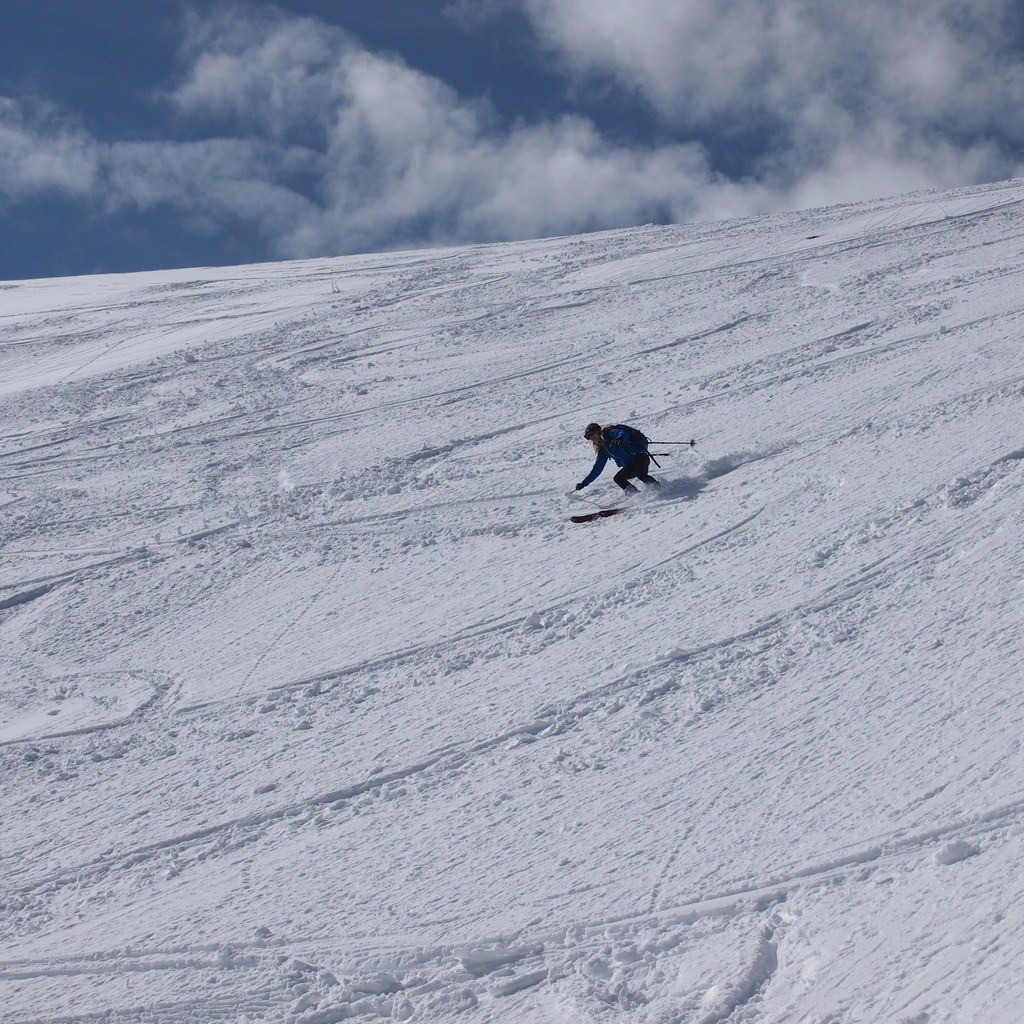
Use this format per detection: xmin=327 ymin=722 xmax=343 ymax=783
xmin=614 ymin=453 xmax=658 ymax=490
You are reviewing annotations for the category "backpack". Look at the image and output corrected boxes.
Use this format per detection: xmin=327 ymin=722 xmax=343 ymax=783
xmin=605 ymin=423 xmax=649 ymax=450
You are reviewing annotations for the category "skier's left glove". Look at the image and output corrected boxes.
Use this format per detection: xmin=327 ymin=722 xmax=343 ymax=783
xmin=575 ymin=482 xmax=586 ymax=490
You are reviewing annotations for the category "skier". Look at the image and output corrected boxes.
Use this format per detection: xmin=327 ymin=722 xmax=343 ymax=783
xmin=576 ymin=422 xmax=660 ymax=494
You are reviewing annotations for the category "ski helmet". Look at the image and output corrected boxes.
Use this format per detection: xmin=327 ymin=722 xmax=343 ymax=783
xmin=584 ymin=422 xmax=601 ymax=440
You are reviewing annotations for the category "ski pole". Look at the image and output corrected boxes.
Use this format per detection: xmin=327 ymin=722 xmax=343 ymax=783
xmin=648 ymin=438 xmax=697 ymax=447
xmin=567 ymin=491 xmax=606 ymax=509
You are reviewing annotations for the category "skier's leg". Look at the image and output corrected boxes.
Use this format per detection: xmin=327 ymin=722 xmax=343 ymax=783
xmin=613 ymin=465 xmax=639 ymax=491
xmin=631 ymin=454 xmax=660 ymax=486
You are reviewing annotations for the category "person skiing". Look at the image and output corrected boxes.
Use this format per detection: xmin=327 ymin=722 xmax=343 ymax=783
xmin=576 ymin=422 xmax=660 ymax=493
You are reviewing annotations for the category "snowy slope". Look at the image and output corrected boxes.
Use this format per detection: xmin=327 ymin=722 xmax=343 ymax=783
xmin=2 ymin=178 xmax=1024 ymax=1023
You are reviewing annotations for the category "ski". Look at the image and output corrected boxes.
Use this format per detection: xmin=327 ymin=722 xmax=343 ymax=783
xmin=570 ymin=507 xmax=625 ymax=523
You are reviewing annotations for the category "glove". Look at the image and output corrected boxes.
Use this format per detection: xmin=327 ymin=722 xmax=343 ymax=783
xmin=575 ymin=482 xmax=586 ymax=491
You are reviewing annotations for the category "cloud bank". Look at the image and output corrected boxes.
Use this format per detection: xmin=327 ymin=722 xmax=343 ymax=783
xmin=519 ymin=0 xmax=1024 ymax=205
xmin=0 ymin=8 xmax=765 ymax=260
xmin=1 ymin=2 xmax=1022 ymax=266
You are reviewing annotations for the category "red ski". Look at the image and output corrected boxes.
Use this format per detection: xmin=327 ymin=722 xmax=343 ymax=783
xmin=570 ymin=507 xmax=625 ymax=523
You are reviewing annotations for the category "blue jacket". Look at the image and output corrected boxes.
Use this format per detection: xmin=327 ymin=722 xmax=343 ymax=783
xmin=581 ymin=425 xmax=647 ymax=486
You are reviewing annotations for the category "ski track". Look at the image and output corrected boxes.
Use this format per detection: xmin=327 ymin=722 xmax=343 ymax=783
xmin=3 ymin=178 xmax=1024 ymax=1022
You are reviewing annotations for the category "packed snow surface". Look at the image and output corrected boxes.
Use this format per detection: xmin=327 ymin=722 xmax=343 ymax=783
xmin=3 ymin=179 xmax=1024 ymax=1023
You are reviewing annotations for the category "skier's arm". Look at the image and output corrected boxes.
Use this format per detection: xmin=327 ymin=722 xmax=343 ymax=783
xmin=579 ymin=450 xmax=608 ymax=487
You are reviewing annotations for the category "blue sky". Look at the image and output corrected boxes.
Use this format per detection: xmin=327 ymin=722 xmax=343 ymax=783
xmin=2 ymin=1 xmax=1023 ymax=280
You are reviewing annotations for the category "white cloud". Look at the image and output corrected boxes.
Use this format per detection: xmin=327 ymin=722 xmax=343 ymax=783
xmin=104 ymin=137 xmax=322 ymax=231
xmin=0 ymin=95 xmax=323 ymax=238
xmin=519 ymin=0 xmax=1024 ymax=127
xmin=171 ymin=8 xmax=353 ymax=138
xmin=518 ymin=0 xmax=1024 ymax=200
xmin=0 ymin=99 xmax=99 ymax=199
xmin=1 ymin=7 xmax=774 ymax=258
xmin=1 ymin=3 xmax=1021 ymax=266
xmin=162 ymin=9 xmax=767 ymax=253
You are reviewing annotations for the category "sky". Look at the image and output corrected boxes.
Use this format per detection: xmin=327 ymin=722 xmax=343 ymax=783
xmin=2 ymin=0 xmax=1024 ymax=281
